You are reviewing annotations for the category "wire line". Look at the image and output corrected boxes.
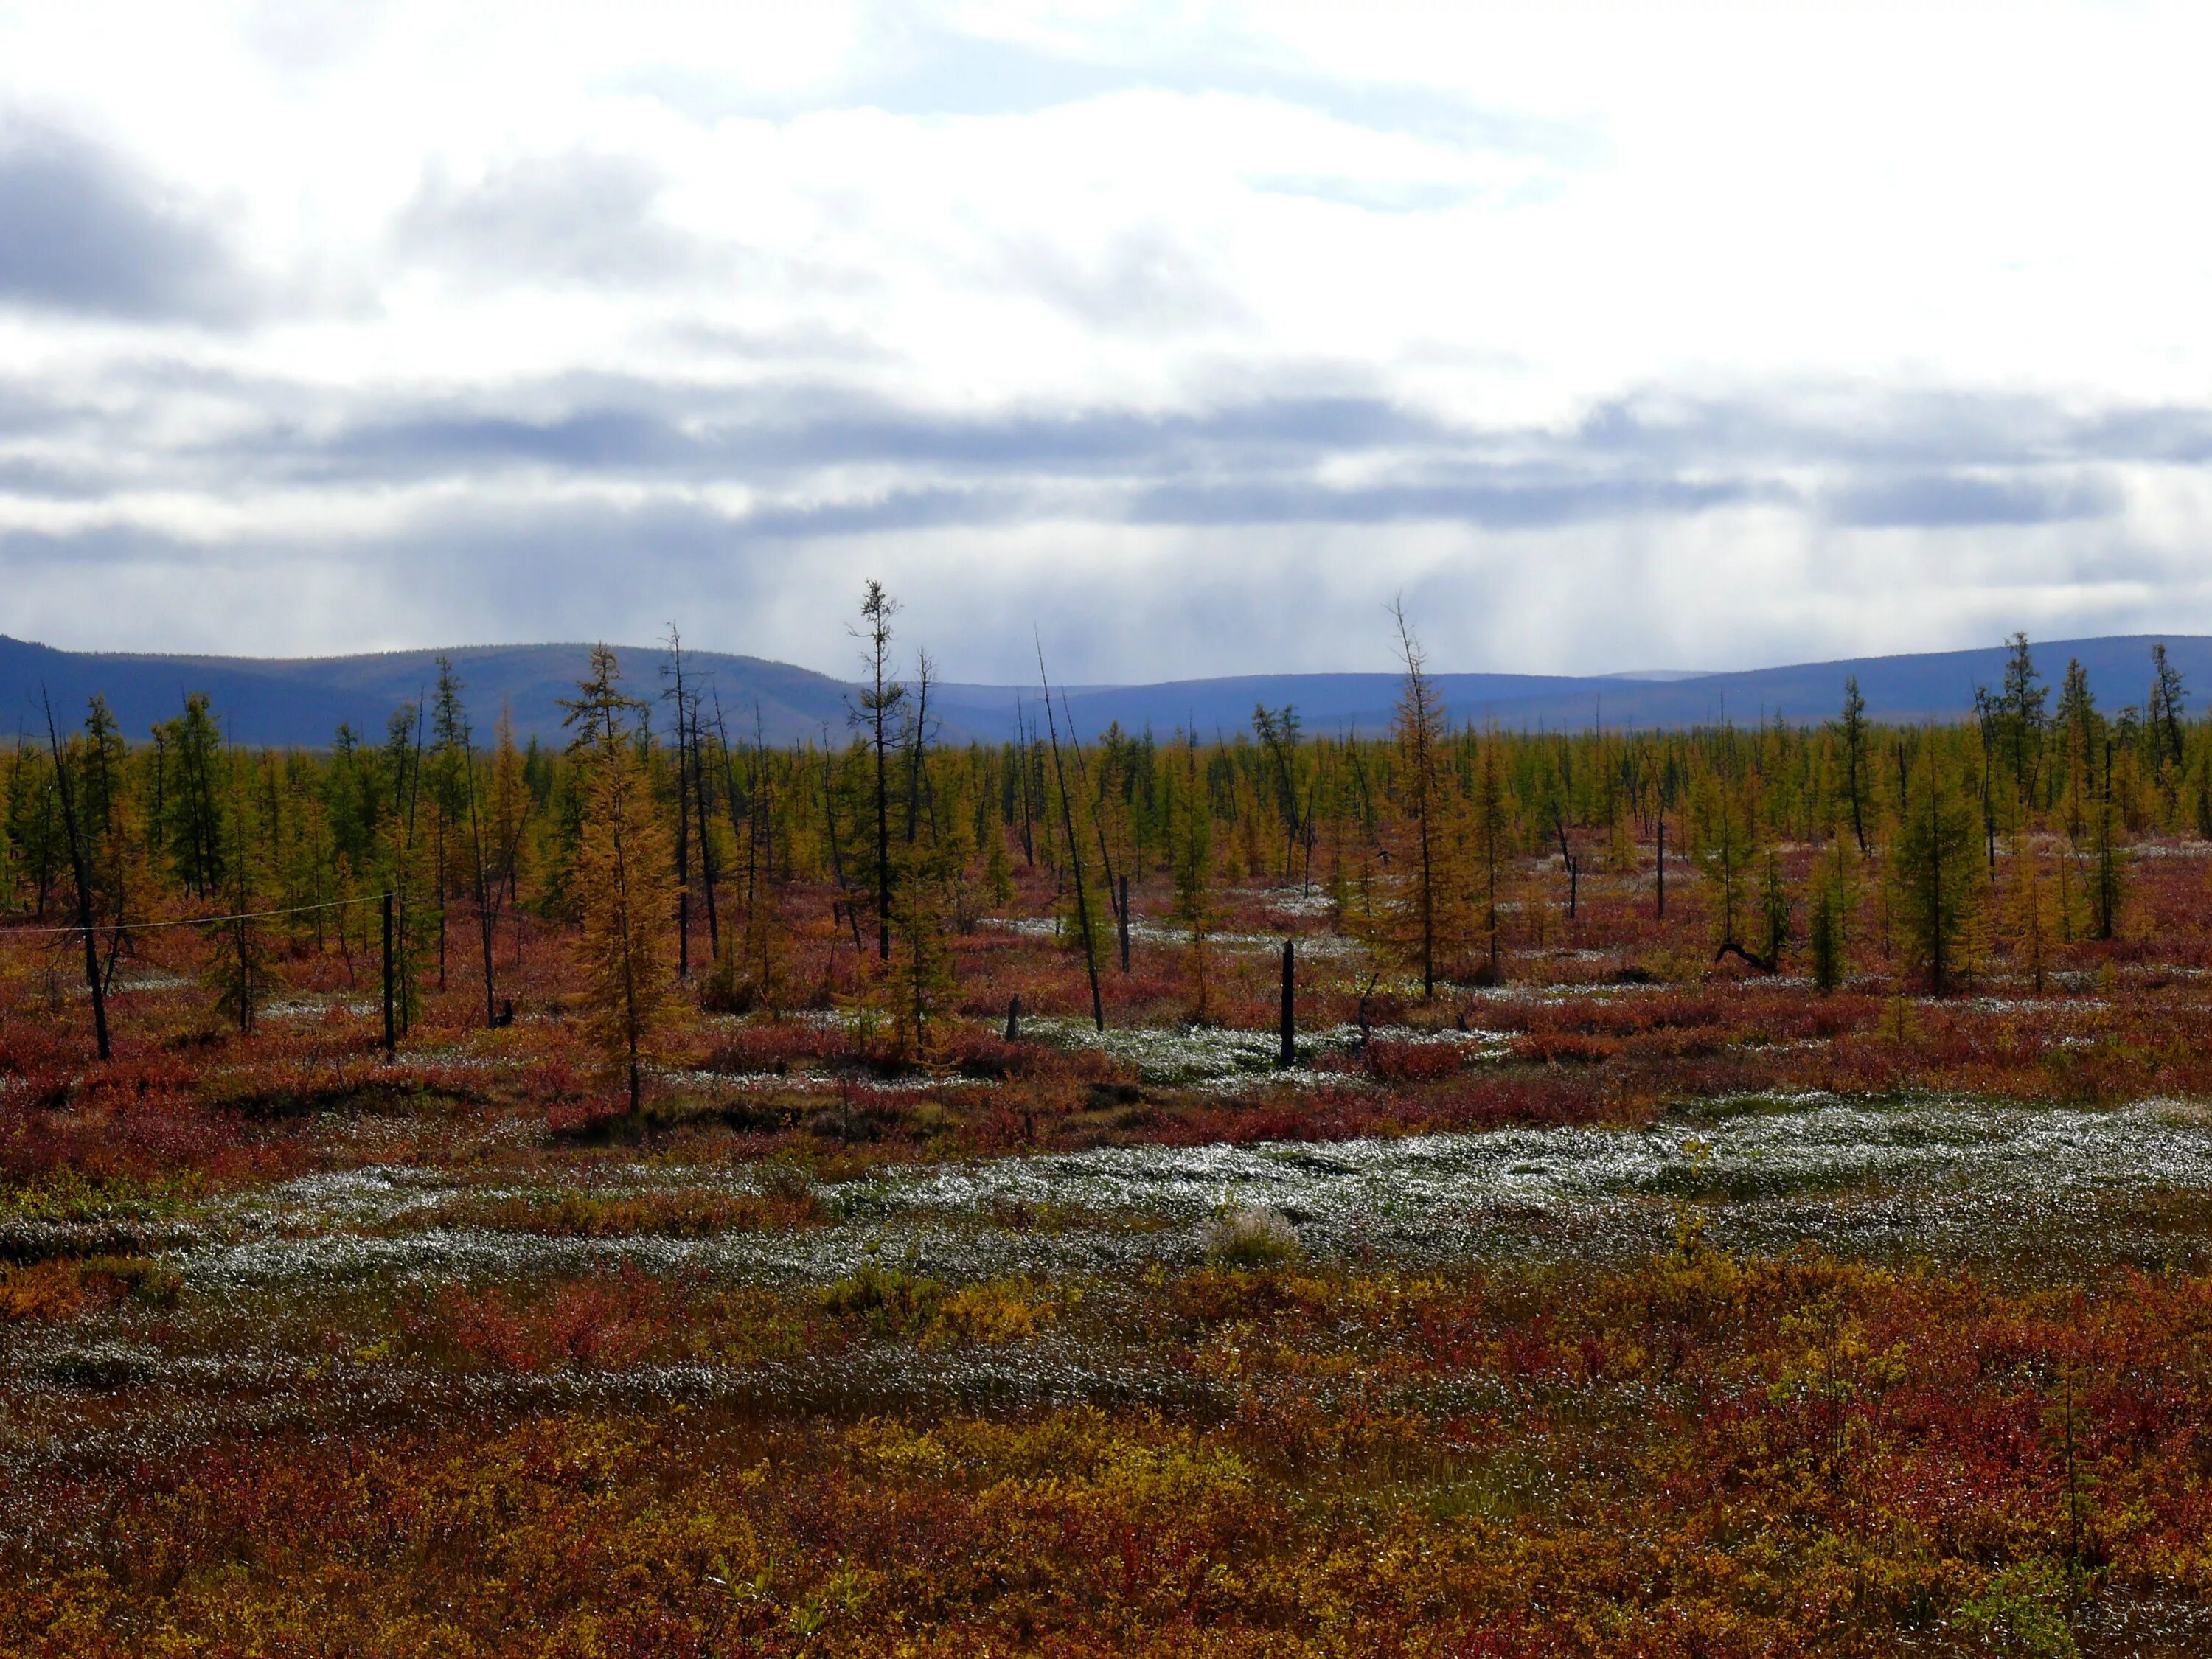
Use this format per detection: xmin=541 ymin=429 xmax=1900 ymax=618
xmin=0 ymin=893 xmax=384 ymax=939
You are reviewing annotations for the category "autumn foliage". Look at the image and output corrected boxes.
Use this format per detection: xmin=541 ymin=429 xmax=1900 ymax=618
xmin=6 ymin=623 xmax=2212 ymax=1652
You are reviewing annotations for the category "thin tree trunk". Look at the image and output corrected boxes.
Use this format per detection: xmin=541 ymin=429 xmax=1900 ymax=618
xmin=43 ymin=690 xmax=109 ymax=1061
xmin=461 ymin=726 xmax=497 ymax=1029
xmin=693 ymin=704 xmax=719 ymax=957
xmin=1038 ymin=647 xmax=1105 ymax=1032
xmin=821 ymin=741 xmax=865 ymax=953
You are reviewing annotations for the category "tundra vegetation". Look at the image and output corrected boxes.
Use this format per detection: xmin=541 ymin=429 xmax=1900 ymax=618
xmin=7 ymin=617 xmax=2212 ymax=1654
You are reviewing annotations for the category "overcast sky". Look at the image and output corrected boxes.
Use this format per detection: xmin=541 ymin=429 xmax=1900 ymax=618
xmin=2 ymin=1 xmax=2208 ymax=684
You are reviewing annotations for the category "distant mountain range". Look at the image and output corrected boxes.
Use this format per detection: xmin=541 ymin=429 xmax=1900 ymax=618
xmin=0 ymin=633 xmax=2203 ymax=749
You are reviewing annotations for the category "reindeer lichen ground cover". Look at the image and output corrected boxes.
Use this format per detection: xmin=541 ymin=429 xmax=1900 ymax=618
xmin=10 ymin=637 xmax=2212 ymax=1654
xmin=7 ymin=863 xmax=2212 ymax=1659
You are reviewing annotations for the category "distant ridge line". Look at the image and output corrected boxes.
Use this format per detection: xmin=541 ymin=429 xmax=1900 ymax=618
xmin=1 ymin=633 xmax=2205 ymax=748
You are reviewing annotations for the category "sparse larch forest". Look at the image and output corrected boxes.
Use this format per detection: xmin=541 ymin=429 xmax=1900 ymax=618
xmin=9 ymin=604 xmax=2212 ymax=1656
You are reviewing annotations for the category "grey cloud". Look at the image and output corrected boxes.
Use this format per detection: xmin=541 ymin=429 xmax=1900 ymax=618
xmin=4 ymin=481 xmax=2205 ymax=688
xmin=4 ymin=495 xmax=725 ymax=599
xmin=2076 ymin=407 xmax=2212 ymax=465
xmin=0 ymin=119 xmax=249 ymax=322
xmin=0 ymin=522 xmax=175 ymax=570
xmin=1825 ymin=471 xmax=2122 ymax=529
xmin=758 ymin=394 xmax=1437 ymax=471
xmin=658 ymin=318 xmax=894 ymax=366
xmin=202 ymin=388 xmax=1440 ymax=487
xmin=238 ymin=380 xmax=2148 ymax=539
xmin=1571 ymin=387 xmax=2212 ymax=474
xmin=0 ymin=456 xmax=111 ymax=499
xmin=7 ymin=351 xmax=2199 ymax=550
xmin=324 ymin=408 xmax=700 ymax=476
xmin=394 ymin=152 xmax=710 ymax=287
xmin=0 ymin=378 xmax=93 ymax=437
xmin=742 ymin=394 xmax=1433 ymax=473
xmin=739 ymin=487 xmax=1020 ymax=538
xmin=1001 ymin=224 xmax=1245 ymax=334
xmin=1129 ymin=474 xmax=1761 ymax=529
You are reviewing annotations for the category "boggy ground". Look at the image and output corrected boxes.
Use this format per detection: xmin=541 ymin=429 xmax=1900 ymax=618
xmin=9 ymin=853 xmax=2212 ymax=1655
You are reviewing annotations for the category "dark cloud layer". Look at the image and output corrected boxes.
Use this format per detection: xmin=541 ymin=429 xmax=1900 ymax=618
xmin=0 ymin=351 xmax=2186 ymax=549
xmin=1127 ymin=473 xmax=1761 ymax=527
xmin=1825 ymin=471 xmax=2121 ymax=529
xmin=0 ymin=119 xmax=247 ymax=322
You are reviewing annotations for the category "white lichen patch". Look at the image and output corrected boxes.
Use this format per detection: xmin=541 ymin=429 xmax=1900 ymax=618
xmin=260 ymin=997 xmax=381 ymax=1020
xmin=164 ymin=1091 xmax=2212 ymax=1310
xmin=1017 ymin=1017 xmax=1509 ymax=1085
xmin=977 ymin=914 xmax=1366 ymax=959
xmin=654 ymin=1067 xmax=995 ymax=1096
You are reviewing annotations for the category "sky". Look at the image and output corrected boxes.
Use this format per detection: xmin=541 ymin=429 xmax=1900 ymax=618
xmin=2 ymin=1 xmax=2209 ymax=685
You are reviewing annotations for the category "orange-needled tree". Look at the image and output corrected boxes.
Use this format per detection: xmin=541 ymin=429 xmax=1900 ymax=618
xmin=563 ymin=645 xmax=679 ymax=1114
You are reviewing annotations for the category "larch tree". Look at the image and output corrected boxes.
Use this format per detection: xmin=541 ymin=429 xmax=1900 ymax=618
xmin=1169 ymin=737 xmax=1217 ymax=1018
xmin=1388 ymin=599 xmax=1458 ymax=998
xmin=1995 ymin=633 xmax=2048 ymax=812
xmin=1468 ymin=728 xmax=1512 ymax=980
xmin=852 ymin=582 xmax=905 ymax=962
xmin=460 ymin=715 xmax=500 ymax=1029
xmin=42 ymin=692 xmax=110 ymax=1059
xmin=724 ymin=696 xmax=787 ymax=1009
xmin=3 ymin=734 xmax=62 ymax=917
xmin=1836 ymin=675 xmax=1870 ymax=854
xmin=488 ymin=702 xmax=530 ymax=951
xmin=77 ymin=695 xmax=147 ymax=991
xmin=1807 ymin=838 xmax=1854 ymax=994
xmin=2147 ymin=641 xmax=2188 ymax=804
xmin=660 ymin=623 xmax=702 ymax=977
xmin=2004 ymin=821 xmax=2058 ymax=994
xmin=162 ymin=692 xmax=226 ymax=900
xmin=381 ymin=700 xmax=430 ymax=1037
xmin=886 ymin=865 xmax=957 ymax=1058
xmin=2086 ymin=730 xmax=2125 ymax=942
xmin=1037 ymin=646 xmax=1105 ymax=1032
xmin=1755 ymin=849 xmax=1792 ymax=973
xmin=1695 ymin=768 xmax=1760 ymax=969
xmin=428 ymin=658 xmax=478 ymax=992
xmin=563 ymin=646 xmax=680 ymax=1114
xmin=428 ymin=658 xmax=503 ymax=1026
xmin=2055 ymin=658 xmax=2098 ymax=841
xmin=1889 ymin=741 xmax=1983 ymax=996
xmin=203 ymin=742 xmax=280 ymax=1034
xmin=1253 ymin=702 xmax=1304 ymax=883
xmin=689 ymin=695 xmax=720 ymax=961
xmin=983 ymin=822 xmax=1015 ymax=908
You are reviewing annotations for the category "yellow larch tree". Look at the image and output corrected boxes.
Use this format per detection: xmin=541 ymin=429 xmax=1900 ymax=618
xmin=563 ymin=646 xmax=679 ymax=1113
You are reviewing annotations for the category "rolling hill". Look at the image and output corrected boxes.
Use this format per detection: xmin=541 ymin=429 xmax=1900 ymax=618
xmin=1 ymin=633 xmax=2202 ymax=748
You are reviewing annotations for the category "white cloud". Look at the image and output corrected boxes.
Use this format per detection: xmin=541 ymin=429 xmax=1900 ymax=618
xmin=1 ymin=0 xmax=2209 ymax=679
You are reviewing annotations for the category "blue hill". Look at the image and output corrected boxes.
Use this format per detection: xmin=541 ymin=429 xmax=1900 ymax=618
xmin=1 ymin=633 xmax=2202 ymax=748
